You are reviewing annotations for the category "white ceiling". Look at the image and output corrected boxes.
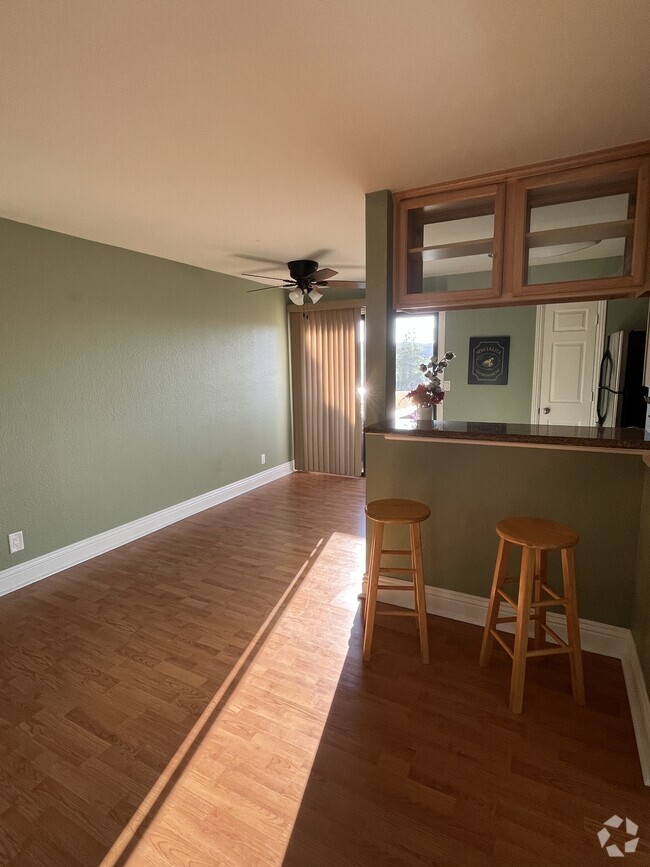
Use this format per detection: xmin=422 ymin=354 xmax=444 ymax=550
xmin=1 ymin=1 xmax=650 ymax=285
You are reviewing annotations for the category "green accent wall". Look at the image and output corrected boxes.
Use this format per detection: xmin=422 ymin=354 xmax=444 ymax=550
xmin=366 ymin=436 xmax=643 ymax=627
xmin=0 ymin=218 xmax=292 ymax=573
xmin=365 ymin=191 xmax=395 ymax=424
xmin=443 ymin=306 xmax=536 ymax=423
xmin=633 ymin=467 xmax=650 ymax=689
xmin=606 ymin=297 xmax=649 ymax=336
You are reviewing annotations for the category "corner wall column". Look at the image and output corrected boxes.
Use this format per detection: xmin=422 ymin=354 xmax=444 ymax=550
xmin=365 ymin=190 xmax=395 ymax=425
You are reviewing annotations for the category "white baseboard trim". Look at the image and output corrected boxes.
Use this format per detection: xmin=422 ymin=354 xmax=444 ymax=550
xmin=621 ymin=632 xmax=650 ymax=786
xmin=362 ymin=575 xmax=629 ymax=656
xmin=0 ymin=461 xmax=294 ymax=599
xmin=363 ymin=574 xmax=649 ymax=785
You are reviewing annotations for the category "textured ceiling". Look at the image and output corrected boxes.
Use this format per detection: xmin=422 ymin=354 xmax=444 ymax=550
xmin=1 ymin=0 xmax=650 ymax=284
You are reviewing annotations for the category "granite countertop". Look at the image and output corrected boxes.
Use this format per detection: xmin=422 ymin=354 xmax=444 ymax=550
xmin=364 ymin=418 xmax=650 ymax=452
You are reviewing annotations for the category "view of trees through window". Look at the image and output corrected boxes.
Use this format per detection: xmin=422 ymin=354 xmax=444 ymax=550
xmin=395 ymin=314 xmax=438 ymax=420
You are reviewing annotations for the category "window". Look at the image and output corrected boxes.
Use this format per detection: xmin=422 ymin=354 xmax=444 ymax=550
xmin=394 ymin=313 xmax=438 ymax=421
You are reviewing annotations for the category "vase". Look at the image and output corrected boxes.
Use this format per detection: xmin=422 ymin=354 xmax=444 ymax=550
xmin=416 ymin=405 xmax=435 ymax=421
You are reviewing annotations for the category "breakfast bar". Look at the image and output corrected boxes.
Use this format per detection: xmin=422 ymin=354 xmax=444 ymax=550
xmin=364 ymin=420 xmax=647 ymax=629
xmin=365 ymin=419 xmax=650 ymax=455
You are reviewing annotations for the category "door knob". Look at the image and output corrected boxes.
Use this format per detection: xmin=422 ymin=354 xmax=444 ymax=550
xmin=542 ymin=407 xmax=551 ymax=414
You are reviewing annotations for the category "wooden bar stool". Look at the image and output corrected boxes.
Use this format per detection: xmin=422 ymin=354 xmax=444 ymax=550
xmin=363 ymin=499 xmax=430 ymax=663
xmin=479 ymin=517 xmax=585 ymax=713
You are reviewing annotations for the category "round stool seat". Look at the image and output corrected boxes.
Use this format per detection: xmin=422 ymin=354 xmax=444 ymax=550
xmin=366 ymin=498 xmax=431 ymax=525
xmin=496 ymin=517 xmax=578 ymax=551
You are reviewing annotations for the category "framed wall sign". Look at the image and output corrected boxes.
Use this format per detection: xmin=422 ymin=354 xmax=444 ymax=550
xmin=468 ymin=336 xmax=510 ymax=385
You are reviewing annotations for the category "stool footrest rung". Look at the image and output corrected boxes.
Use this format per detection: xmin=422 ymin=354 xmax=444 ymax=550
xmin=496 ymin=615 xmax=517 ymax=624
xmin=541 ymin=623 xmax=568 ymax=648
xmin=379 ymin=567 xmax=416 ymax=573
xmin=376 ymin=609 xmax=418 ymax=617
xmin=380 ymin=548 xmax=411 ymax=555
xmin=541 ymin=583 xmax=562 ymax=601
xmin=491 ymin=627 xmax=573 ymax=660
xmin=490 ymin=629 xmax=515 ymax=659
xmin=377 ymin=584 xmax=415 ymax=591
xmin=497 ymin=589 xmax=518 ymax=608
xmin=527 ymin=645 xmax=572 ymax=658
xmin=531 ymin=597 xmax=567 ymax=609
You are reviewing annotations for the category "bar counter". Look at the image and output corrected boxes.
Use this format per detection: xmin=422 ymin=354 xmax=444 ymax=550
xmin=365 ymin=418 xmax=650 ymax=455
xmin=363 ymin=420 xmax=645 ymax=628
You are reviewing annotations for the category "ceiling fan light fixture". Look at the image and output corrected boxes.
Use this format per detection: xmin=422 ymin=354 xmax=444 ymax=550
xmin=289 ymin=288 xmax=304 ymax=306
xmin=308 ymin=288 xmax=323 ymax=304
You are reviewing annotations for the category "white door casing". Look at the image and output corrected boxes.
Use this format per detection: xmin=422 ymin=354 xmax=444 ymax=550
xmin=531 ymin=300 xmax=606 ymax=426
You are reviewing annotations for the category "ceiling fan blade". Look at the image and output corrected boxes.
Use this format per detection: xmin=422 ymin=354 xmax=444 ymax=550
xmin=235 ymin=254 xmax=289 ymax=267
xmin=308 ymin=267 xmax=338 ymax=282
xmin=242 ymin=272 xmax=290 ymax=282
xmin=304 ymin=248 xmax=334 ymax=263
xmin=246 ymin=284 xmax=292 ymax=293
xmin=317 ymin=280 xmax=366 ymax=289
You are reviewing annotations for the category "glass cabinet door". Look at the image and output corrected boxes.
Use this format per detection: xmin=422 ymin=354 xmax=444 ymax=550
xmin=511 ymin=157 xmax=649 ymax=297
xmin=394 ymin=183 xmax=506 ymax=310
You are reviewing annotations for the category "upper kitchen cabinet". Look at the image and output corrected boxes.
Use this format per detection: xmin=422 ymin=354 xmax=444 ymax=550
xmin=393 ymin=142 xmax=650 ymax=312
xmin=510 ymin=157 xmax=649 ymax=299
xmin=393 ymin=183 xmax=506 ymax=310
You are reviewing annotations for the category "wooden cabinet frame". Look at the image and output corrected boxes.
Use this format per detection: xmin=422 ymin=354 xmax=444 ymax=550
xmin=394 ymin=183 xmax=506 ymax=310
xmin=510 ymin=156 xmax=649 ymax=299
xmin=393 ymin=141 xmax=650 ymax=312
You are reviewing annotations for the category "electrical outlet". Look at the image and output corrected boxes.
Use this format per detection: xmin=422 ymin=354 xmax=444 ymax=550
xmin=260 ymin=453 xmax=266 ymax=465
xmin=8 ymin=531 xmax=24 ymax=554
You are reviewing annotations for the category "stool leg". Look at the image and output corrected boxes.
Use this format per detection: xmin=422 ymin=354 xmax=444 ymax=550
xmin=510 ymin=546 xmax=535 ymax=714
xmin=533 ymin=549 xmax=547 ymax=651
xmin=410 ymin=522 xmax=429 ymax=665
xmin=363 ymin=522 xmax=383 ymax=662
xmin=561 ymin=547 xmax=585 ymax=706
xmin=362 ymin=516 xmax=379 ymax=626
xmin=480 ymin=537 xmax=510 ymax=667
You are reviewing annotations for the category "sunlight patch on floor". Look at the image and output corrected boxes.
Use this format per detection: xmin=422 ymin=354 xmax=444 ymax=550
xmin=101 ymin=530 xmax=364 ymax=867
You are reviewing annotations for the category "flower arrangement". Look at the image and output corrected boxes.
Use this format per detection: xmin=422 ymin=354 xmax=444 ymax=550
xmin=403 ymin=351 xmax=456 ymax=407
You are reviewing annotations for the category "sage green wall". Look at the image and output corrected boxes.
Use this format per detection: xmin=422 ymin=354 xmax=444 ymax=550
xmin=633 ymin=467 xmax=650 ymax=689
xmin=366 ymin=436 xmax=643 ymax=627
xmin=605 ymin=297 xmax=649 ymax=336
xmin=0 ymin=218 xmax=292 ymax=573
xmin=365 ymin=191 xmax=395 ymax=424
xmin=443 ymin=306 xmax=536 ymax=423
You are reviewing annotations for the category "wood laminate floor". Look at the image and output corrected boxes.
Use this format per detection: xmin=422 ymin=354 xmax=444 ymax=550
xmin=0 ymin=472 xmax=648 ymax=866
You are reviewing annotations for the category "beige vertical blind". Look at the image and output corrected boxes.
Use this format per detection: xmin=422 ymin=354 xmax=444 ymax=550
xmin=290 ymin=306 xmax=362 ymax=476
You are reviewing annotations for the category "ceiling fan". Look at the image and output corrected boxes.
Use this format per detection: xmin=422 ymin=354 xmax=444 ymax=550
xmin=243 ymin=259 xmax=365 ymax=305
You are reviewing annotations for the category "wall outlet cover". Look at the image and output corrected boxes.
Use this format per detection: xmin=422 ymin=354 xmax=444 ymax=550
xmin=8 ymin=531 xmax=24 ymax=554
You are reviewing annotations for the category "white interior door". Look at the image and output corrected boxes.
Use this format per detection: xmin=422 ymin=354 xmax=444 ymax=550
xmin=534 ymin=301 xmax=604 ymax=426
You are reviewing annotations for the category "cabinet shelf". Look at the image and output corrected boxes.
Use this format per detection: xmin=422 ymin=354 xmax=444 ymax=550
xmin=526 ymin=219 xmax=635 ymax=249
xmin=408 ymin=237 xmax=494 ymax=261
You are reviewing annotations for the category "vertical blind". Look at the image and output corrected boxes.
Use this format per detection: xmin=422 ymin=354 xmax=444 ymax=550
xmin=290 ymin=306 xmax=362 ymax=476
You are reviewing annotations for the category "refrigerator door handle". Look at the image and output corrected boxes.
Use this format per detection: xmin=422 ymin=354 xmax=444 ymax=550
xmin=596 ymin=347 xmax=612 ymax=427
